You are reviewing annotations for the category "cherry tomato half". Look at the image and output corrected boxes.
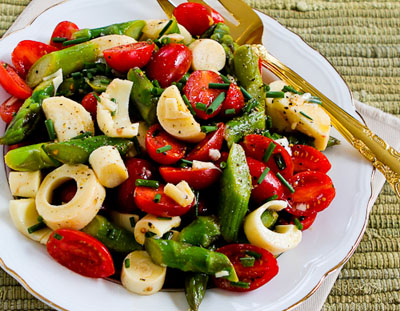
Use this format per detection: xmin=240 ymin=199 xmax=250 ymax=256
xmin=0 ymin=96 xmax=23 ymax=124
xmin=186 ymin=122 xmax=225 ymax=161
xmin=173 ymin=3 xmax=214 ymax=36
xmin=159 ymin=166 xmax=221 ymax=190
xmin=214 ymin=244 xmax=278 ymax=292
xmin=81 ymin=92 xmax=98 ymax=120
xmin=117 ymin=158 xmax=155 ymax=212
xmin=146 ymin=124 xmax=186 ymax=165
xmin=103 ymin=42 xmax=155 ymax=72
xmin=291 ymin=144 xmax=331 ymax=174
xmin=0 ymin=62 xmax=32 ymax=99
xmin=134 ymin=185 xmax=194 ymax=217
xmin=50 ymin=21 xmax=79 ymax=49
xmin=210 ymin=8 xmax=225 ymax=23
xmin=241 ymin=134 xmax=294 ymax=179
xmin=47 ymin=229 xmax=115 ymax=278
xmin=286 ymin=171 xmax=335 ymax=216
xmin=11 ymin=40 xmax=57 ymax=78
xmin=246 ymin=157 xmax=284 ymax=204
xmin=146 ymin=43 xmax=192 ymax=88
xmin=220 ymin=83 xmax=245 ymax=116
xmin=183 ymin=70 xmax=225 ymax=120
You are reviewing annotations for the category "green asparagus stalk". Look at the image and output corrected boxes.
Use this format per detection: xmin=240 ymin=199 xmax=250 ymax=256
xmin=178 ymin=216 xmax=220 ymax=248
xmin=185 ymin=273 xmax=209 ymax=311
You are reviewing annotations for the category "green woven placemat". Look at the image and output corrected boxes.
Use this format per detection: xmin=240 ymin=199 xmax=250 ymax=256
xmin=1 ymin=1 xmax=400 ymax=310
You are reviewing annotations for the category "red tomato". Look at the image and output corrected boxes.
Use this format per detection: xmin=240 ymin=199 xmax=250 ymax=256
xmin=159 ymin=166 xmax=221 ymax=190
xmin=291 ymin=144 xmax=331 ymax=174
xmin=214 ymin=244 xmax=278 ymax=292
xmin=210 ymin=8 xmax=225 ymax=23
xmin=214 ymin=151 xmax=229 ymax=168
xmin=103 ymin=42 xmax=155 ymax=72
xmin=220 ymin=83 xmax=245 ymax=116
xmin=146 ymin=43 xmax=192 ymax=88
xmin=186 ymin=122 xmax=225 ymax=161
xmin=146 ymin=124 xmax=186 ymax=165
xmin=173 ymin=3 xmax=214 ymax=36
xmin=81 ymin=92 xmax=98 ymax=119
xmin=183 ymin=70 xmax=225 ymax=120
xmin=0 ymin=62 xmax=32 ymax=99
xmin=0 ymin=97 xmax=23 ymax=124
xmin=241 ymin=134 xmax=294 ymax=179
xmin=11 ymin=40 xmax=57 ymax=78
xmin=246 ymin=157 xmax=284 ymax=204
xmin=50 ymin=21 xmax=79 ymax=49
xmin=286 ymin=171 xmax=335 ymax=216
xmin=117 ymin=158 xmax=155 ymax=212
xmin=134 ymin=185 xmax=194 ymax=217
xmin=47 ymin=229 xmax=115 ymax=278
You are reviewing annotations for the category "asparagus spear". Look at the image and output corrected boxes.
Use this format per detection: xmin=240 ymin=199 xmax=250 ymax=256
xmin=185 ymin=273 xmax=209 ymax=311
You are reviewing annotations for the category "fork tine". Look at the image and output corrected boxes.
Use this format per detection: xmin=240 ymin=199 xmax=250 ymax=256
xmin=217 ymin=0 xmax=259 ymax=23
xmin=157 ymin=0 xmax=176 ymax=18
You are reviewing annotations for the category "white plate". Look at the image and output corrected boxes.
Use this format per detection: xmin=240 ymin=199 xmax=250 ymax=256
xmin=0 ymin=0 xmax=374 ymax=310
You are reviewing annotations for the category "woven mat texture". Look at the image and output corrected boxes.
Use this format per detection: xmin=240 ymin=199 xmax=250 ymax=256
xmin=1 ymin=0 xmax=400 ymax=310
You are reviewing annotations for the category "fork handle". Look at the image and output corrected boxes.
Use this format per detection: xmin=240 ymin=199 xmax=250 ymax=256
xmin=253 ymin=45 xmax=400 ymax=197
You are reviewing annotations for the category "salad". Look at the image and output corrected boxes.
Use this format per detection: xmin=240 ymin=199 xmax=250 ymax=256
xmin=0 ymin=2 xmax=337 ymax=310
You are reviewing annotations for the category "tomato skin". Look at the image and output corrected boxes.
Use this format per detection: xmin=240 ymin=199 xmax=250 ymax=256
xmin=146 ymin=124 xmax=186 ymax=165
xmin=291 ymin=144 xmax=331 ymax=174
xmin=134 ymin=185 xmax=194 ymax=217
xmin=183 ymin=70 xmax=225 ymax=120
xmin=0 ymin=62 xmax=32 ymax=99
xmin=214 ymin=244 xmax=278 ymax=292
xmin=11 ymin=40 xmax=58 ymax=78
xmin=146 ymin=43 xmax=192 ymax=88
xmin=159 ymin=166 xmax=221 ymax=190
xmin=220 ymin=83 xmax=245 ymax=116
xmin=186 ymin=122 xmax=225 ymax=161
xmin=50 ymin=21 xmax=79 ymax=49
xmin=210 ymin=8 xmax=225 ymax=23
xmin=286 ymin=171 xmax=336 ymax=216
xmin=81 ymin=92 xmax=98 ymax=119
xmin=246 ymin=157 xmax=284 ymax=204
xmin=173 ymin=3 xmax=214 ymax=36
xmin=47 ymin=229 xmax=115 ymax=278
xmin=117 ymin=158 xmax=155 ymax=213
xmin=0 ymin=97 xmax=23 ymax=124
xmin=103 ymin=42 xmax=155 ymax=72
xmin=241 ymin=134 xmax=294 ymax=179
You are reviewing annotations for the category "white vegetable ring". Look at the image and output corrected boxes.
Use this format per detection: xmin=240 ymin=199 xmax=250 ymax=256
xmin=36 ymin=164 xmax=105 ymax=230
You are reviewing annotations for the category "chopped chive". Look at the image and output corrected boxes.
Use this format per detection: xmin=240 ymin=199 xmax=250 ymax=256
xmin=201 ymin=125 xmax=218 ymax=134
xmin=240 ymin=256 xmax=255 ymax=267
xmin=273 ymin=154 xmax=287 ymax=170
xmin=111 ymin=110 xmax=116 ymax=116
xmin=208 ymin=83 xmax=230 ymax=89
xmin=53 ymin=232 xmax=63 ymax=240
xmin=52 ymin=36 xmax=67 ymax=43
xmin=27 ymin=222 xmax=46 ymax=234
xmin=207 ymin=92 xmax=226 ymax=115
xmin=239 ymin=86 xmax=252 ymax=100
xmin=135 ymin=179 xmax=159 ymax=188
xmin=276 ymin=172 xmax=295 ymax=193
xmin=86 ymin=72 xmax=93 ymax=79
xmin=153 ymin=193 xmax=162 ymax=203
xmin=225 ymin=108 xmax=235 ymax=115
xmin=45 ymin=119 xmax=56 ymax=140
xmin=180 ymin=159 xmax=193 ymax=166
xmin=157 ymin=216 xmax=172 ymax=220
xmin=63 ymin=37 xmax=90 ymax=46
xmin=282 ymin=85 xmax=303 ymax=94
xmin=195 ymin=102 xmax=207 ymax=111
xmin=219 ymin=161 xmax=227 ymax=169
xmin=153 ymin=80 xmax=161 ymax=88
xmin=111 ymin=97 xmax=117 ymax=103
xmin=87 ymin=68 xmax=98 ymax=74
xmin=244 ymin=99 xmax=257 ymax=113
xmin=245 ymin=250 xmax=261 ymax=259
xmin=3 ymin=63 xmax=7 ymax=69
xmin=71 ymin=72 xmax=82 ymax=78
xmin=300 ymin=111 xmax=313 ymax=120
xmin=161 ymin=37 xmax=170 ymax=45
xmin=129 ymin=216 xmax=136 ymax=228
xmin=124 ymin=258 xmax=131 ymax=268
xmin=257 ymin=167 xmax=270 ymax=184
xmin=71 ymin=131 xmax=92 ymax=139
xmin=266 ymin=91 xmax=285 ymax=98
xmin=264 ymin=84 xmax=270 ymax=92
xmin=182 ymin=95 xmax=196 ymax=116
xmin=220 ymin=74 xmax=231 ymax=83
xmin=158 ymin=19 xmax=173 ymax=38
xmin=37 ymin=215 xmax=44 ymax=222
xmin=262 ymin=142 xmax=276 ymax=162
xmin=263 ymin=194 xmax=279 ymax=203
xmin=294 ymin=218 xmax=303 ymax=230
xmin=230 ymin=281 xmax=250 ymax=289
xmin=156 ymin=145 xmax=172 ymax=153
xmin=100 ymin=79 xmax=110 ymax=84
xmin=93 ymin=93 xmax=101 ymax=102
xmin=308 ymin=96 xmax=322 ymax=105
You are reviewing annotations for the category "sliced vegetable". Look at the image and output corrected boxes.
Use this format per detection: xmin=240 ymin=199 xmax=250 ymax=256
xmin=291 ymin=144 xmax=332 ymax=173
xmin=0 ymin=62 xmax=32 ymax=99
xmin=50 ymin=21 xmax=79 ymax=49
xmin=173 ymin=3 xmax=214 ymax=36
xmin=221 ymin=83 xmax=245 ymax=116
xmin=81 ymin=92 xmax=98 ymax=119
xmin=0 ymin=97 xmax=23 ymax=124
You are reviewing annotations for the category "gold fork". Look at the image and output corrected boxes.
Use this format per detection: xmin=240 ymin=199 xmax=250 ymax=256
xmin=157 ymin=0 xmax=400 ymax=197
